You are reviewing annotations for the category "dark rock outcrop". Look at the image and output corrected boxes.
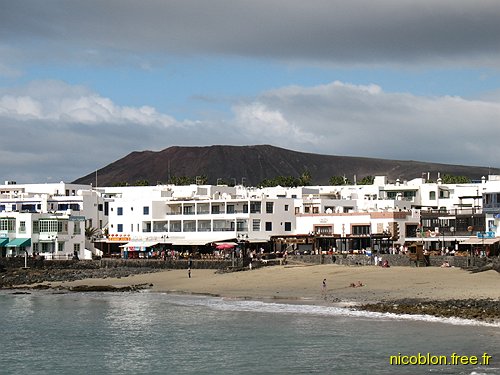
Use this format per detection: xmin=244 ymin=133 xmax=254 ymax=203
xmin=358 ymin=298 xmax=500 ymax=322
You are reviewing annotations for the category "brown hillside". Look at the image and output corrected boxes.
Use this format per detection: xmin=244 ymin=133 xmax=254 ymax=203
xmin=73 ymin=145 xmax=500 ymax=186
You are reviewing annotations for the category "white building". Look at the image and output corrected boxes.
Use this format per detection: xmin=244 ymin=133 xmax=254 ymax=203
xmin=3 ymin=174 xmax=500 ymax=259
xmin=0 ymin=181 xmax=107 ymax=259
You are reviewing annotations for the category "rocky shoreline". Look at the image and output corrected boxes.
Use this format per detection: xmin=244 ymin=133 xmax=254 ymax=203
xmin=357 ymin=298 xmax=500 ymax=323
xmin=0 ymin=266 xmax=162 ymax=288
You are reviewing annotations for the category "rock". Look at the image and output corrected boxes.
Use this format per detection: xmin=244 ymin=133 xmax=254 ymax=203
xmin=357 ymin=298 xmax=500 ymax=322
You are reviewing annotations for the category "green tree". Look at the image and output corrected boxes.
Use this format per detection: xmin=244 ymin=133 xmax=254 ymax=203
xmin=329 ymin=176 xmax=351 ymax=186
xmin=134 ymin=179 xmax=150 ymax=186
xmin=299 ymin=170 xmax=312 ymax=186
xmin=113 ymin=181 xmax=129 ymax=187
xmin=358 ymin=175 xmax=375 ymax=185
xmin=441 ymin=174 xmax=471 ymax=184
xmin=195 ymin=175 xmax=208 ymax=185
xmin=85 ymin=226 xmax=100 ymax=240
xmin=169 ymin=176 xmax=195 ymax=185
xmin=258 ymin=175 xmax=300 ymax=188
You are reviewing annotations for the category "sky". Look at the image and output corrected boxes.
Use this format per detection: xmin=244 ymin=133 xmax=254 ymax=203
xmin=1 ymin=0 xmax=500 ymax=183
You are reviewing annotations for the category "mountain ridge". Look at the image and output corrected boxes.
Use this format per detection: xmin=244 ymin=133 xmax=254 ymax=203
xmin=73 ymin=145 xmax=500 ymax=186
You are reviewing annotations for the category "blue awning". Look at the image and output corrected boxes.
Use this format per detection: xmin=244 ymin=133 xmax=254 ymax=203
xmin=6 ymin=238 xmax=31 ymax=247
xmin=0 ymin=238 xmax=9 ymax=247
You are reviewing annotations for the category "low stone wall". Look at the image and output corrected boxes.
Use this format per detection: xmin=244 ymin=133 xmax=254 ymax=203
xmin=289 ymin=254 xmax=490 ymax=268
xmin=0 ymin=255 xmax=492 ymax=271
xmin=99 ymin=258 xmax=238 ymax=270
xmin=0 ymin=257 xmax=239 ymax=271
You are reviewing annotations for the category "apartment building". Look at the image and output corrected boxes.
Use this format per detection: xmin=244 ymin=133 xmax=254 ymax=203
xmin=0 ymin=181 xmax=106 ymax=259
xmin=3 ymin=174 xmax=500 ymax=259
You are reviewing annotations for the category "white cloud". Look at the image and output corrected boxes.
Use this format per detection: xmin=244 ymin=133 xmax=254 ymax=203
xmin=0 ymin=80 xmax=178 ymax=127
xmin=1 ymin=79 xmax=500 ymax=183
xmin=233 ymin=102 xmax=315 ymax=141
xmin=231 ymin=81 xmax=500 ymax=166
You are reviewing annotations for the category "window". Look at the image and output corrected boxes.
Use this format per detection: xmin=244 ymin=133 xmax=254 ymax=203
xmin=39 ymin=220 xmax=56 ymax=233
xmin=227 ymin=205 xmax=235 ymax=214
xmin=266 ymin=202 xmax=274 ymax=214
xmin=211 ymin=205 xmax=220 ymax=214
xmin=236 ymin=220 xmax=246 ymax=231
xmin=143 ymin=206 xmax=150 ymax=215
xmin=315 ymin=226 xmax=332 ymax=235
xmin=33 ymin=220 xmax=39 ymax=233
xmin=439 ymin=189 xmax=450 ymax=198
xmin=252 ymin=219 xmax=261 ymax=231
xmin=57 ymin=203 xmax=80 ymax=211
xmin=352 ymin=225 xmax=370 ymax=235
xmin=19 ymin=221 xmax=26 ymax=233
xmin=284 ymin=222 xmax=292 ymax=231
xmin=429 ymin=191 xmax=436 ymax=200
xmin=117 ymin=207 xmax=123 ymax=216
xmin=74 ymin=243 xmax=81 ymax=253
xmin=39 ymin=220 xmax=64 ymax=233
xmin=21 ymin=204 xmax=37 ymax=212
xmin=117 ymin=224 xmax=123 ymax=233
xmin=250 ymin=202 xmax=261 ymax=213
xmin=304 ymin=206 xmax=310 ymax=213
xmin=265 ymin=222 xmax=272 ymax=231
xmin=284 ymin=204 xmax=289 ymax=211
xmin=295 ymin=207 xmax=300 ymax=214
xmin=313 ymin=207 xmax=319 ymax=214
xmin=32 ymin=243 xmax=39 ymax=253
xmin=73 ymin=222 xmax=81 ymax=235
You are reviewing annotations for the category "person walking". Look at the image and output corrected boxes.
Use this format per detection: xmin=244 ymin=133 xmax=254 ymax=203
xmin=187 ymin=256 xmax=193 ymax=278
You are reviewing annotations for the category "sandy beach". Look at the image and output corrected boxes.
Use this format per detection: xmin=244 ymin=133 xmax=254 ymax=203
xmin=52 ymin=264 xmax=500 ymax=304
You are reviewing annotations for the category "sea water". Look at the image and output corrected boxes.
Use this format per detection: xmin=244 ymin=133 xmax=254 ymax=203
xmin=0 ymin=291 xmax=499 ymax=375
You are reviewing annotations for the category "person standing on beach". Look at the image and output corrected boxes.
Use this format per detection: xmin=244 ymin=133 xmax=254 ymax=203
xmin=322 ymin=278 xmax=327 ymax=300
xmin=187 ymin=257 xmax=193 ymax=278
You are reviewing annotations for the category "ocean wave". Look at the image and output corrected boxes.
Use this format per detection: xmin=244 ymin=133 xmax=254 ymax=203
xmin=164 ymin=293 xmax=500 ymax=328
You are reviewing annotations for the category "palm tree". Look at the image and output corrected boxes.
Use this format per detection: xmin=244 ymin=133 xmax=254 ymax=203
xmin=85 ymin=226 xmax=100 ymax=240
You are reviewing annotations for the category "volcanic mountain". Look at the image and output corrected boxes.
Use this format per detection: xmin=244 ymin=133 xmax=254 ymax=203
xmin=73 ymin=145 xmax=500 ymax=186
